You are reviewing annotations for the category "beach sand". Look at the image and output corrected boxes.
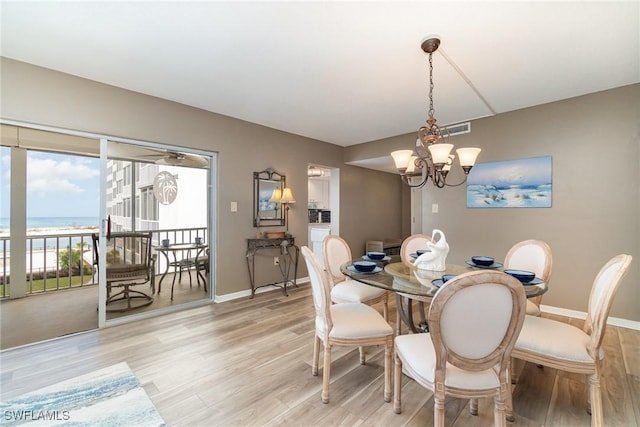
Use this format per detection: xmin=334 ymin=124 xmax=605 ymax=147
xmin=1 ymin=227 xmax=98 ymax=275
xmin=1 ymin=249 xmax=95 ymax=275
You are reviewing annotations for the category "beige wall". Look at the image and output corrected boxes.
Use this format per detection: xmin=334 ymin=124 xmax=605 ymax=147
xmin=0 ymin=58 xmax=403 ymax=296
xmin=3 ymin=57 xmax=636 ymax=321
xmin=350 ymin=85 xmax=640 ymax=322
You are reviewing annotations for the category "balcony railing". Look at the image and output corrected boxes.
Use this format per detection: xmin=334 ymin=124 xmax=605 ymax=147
xmin=0 ymin=227 xmax=207 ymax=298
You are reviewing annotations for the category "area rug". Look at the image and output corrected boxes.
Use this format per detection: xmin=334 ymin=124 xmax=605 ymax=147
xmin=0 ymin=362 xmax=165 ymax=426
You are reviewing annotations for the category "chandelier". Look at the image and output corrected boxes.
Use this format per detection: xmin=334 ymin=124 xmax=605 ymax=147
xmin=391 ymin=37 xmax=481 ymax=189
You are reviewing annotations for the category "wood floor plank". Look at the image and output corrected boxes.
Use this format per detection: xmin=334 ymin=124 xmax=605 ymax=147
xmin=510 ymin=362 xmax=557 ymax=424
xmin=1 ymin=284 xmax=638 ymax=426
xmin=628 ymin=373 xmax=640 ymax=427
xmin=546 ymin=375 xmax=591 ymax=426
xmin=619 ymin=326 xmax=640 ymax=376
xmin=404 ymin=394 xmax=468 ymax=427
xmin=599 ymin=323 xmax=637 ymax=427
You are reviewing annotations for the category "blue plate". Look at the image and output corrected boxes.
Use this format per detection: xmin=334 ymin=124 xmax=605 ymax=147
xmin=362 ymin=255 xmax=391 ymax=262
xmin=504 ymin=269 xmax=536 ymax=283
xmin=431 ymin=279 xmax=445 ymax=288
xmin=465 ymin=260 xmax=503 ymax=269
xmin=411 ymin=251 xmax=433 ymax=259
xmin=347 ymin=265 xmax=383 ymax=275
xmin=521 ymin=277 xmax=544 ymax=286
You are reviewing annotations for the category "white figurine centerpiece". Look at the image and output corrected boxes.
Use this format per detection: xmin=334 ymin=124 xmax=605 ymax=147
xmin=414 ymin=229 xmax=449 ymax=272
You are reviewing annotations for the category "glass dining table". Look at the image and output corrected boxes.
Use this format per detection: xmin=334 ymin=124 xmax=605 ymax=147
xmin=341 ymin=256 xmax=548 ymax=333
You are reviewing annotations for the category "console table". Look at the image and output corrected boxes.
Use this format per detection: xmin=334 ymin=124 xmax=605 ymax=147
xmin=246 ymin=237 xmax=299 ymax=298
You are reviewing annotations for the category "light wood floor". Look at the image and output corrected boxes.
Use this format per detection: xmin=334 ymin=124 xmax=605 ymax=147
xmin=1 ymin=285 xmax=638 ymax=426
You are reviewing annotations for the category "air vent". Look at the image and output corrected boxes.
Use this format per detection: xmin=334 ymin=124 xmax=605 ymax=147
xmin=446 ymin=122 xmax=470 ymax=136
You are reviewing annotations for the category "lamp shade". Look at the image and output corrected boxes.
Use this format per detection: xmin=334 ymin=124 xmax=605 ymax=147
xmin=405 ymin=156 xmax=419 ymax=174
xmin=280 ymin=187 xmax=296 ymax=204
xmin=456 ymin=147 xmax=482 ymax=167
xmin=269 ymin=188 xmax=282 ymax=203
xmin=428 ymin=143 xmax=454 ymax=164
xmin=391 ymin=150 xmax=414 ymax=170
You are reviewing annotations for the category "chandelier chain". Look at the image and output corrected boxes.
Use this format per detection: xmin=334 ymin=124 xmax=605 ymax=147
xmin=428 ymin=52 xmax=435 ymax=121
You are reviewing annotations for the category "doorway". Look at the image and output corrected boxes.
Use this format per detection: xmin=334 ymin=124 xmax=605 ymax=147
xmin=103 ymin=141 xmax=212 ymax=321
xmin=307 ymin=165 xmax=339 ymax=268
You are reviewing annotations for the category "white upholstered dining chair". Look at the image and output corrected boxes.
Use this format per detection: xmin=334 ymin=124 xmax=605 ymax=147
xmin=301 ymin=246 xmax=394 ymax=404
xmin=400 ymin=233 xmax=433 ymax=269
xmin=394 ymin=270 xmax=526 ymax=427
xmin=396 ymin=234 xmax=434 ymax=334
xmin=322 ymin=234 xmax=389 ymax=320
xmin=504 ymin=239 xmax=553 ymax=316
xmin=507 ymin=254 xmax=632 ymax=427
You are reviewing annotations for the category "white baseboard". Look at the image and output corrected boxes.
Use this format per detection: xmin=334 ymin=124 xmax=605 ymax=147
xmin=214 ymin=277 xmax=309 ymax=303
xmin=540 ymin=304 xmax=640 ymax=331
xmin=215 ymin=280 xmax=639 ymax=331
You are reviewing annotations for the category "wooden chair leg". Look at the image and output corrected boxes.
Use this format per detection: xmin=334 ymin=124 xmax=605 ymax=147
xmin=382 ymin=292 xmax=389 ymax=321
xmin=470 ymin=398 xmax=479 ymax=415
xmin=511 ymin=357 xmax=525 ymax=384
xmin=587 ymin=372 xmax=603 ymax=427
xmin=394 ymin=353 xmax=402 ymax=414
xmin=312 ymin=335 xmax=320 ymax=376
xmin=495 ymin=393 xmax=507 ymax=427
xmin=322 ymin=344 xmax=332 ymax=403
xmin=506 ymin=366 xmax=515 ymax=422
xmin=384 ymin=338 xmax=392 ymax=402
xmin=395 ymin=298 xmax=402 ymax=336
xmin=586 ymin=373 xmax=592 ymax=414
xmin=434 ymin=393 xmax=445 ymax=427
xmin=418 ymin=301 xmax=427 ymax=330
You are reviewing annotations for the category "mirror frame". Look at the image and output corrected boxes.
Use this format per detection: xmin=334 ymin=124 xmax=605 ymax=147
xmin=253 ymin=168 xmax=286 ymax=227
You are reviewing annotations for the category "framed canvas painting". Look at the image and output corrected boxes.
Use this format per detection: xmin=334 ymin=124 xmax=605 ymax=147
xmin=466 ymin=156 xmax=552 ymax=208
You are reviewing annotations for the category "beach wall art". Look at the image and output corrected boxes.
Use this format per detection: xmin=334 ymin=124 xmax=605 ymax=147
xmin=466 ymin=156 xmax=552 ymax=208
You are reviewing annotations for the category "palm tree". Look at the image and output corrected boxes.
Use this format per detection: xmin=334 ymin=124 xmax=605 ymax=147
xmin=59 ymin=246 xmax=82 ymax=272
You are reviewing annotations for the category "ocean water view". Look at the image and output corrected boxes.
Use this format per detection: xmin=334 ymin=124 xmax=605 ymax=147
xmin=0 ymin=216 xmax=99 ymax=231
xmin=0 ymin=217 xmax=99 ymax=256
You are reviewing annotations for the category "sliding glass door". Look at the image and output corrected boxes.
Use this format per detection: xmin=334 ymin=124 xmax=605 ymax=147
xmin=101 ymin=140 xmax=213 ymax=322
xmin=1 ymin=122 xmax=215 ymax=347
xmin=1 ymin=128 xmax=101 ymax=348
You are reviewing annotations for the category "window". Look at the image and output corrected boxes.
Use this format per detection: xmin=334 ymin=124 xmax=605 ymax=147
xmin=123 ymin=197 xmax=131 ymax=218
xmin=123 ymin=165 xmax=131 ymax=186
xmin=140 ymin=186 xmax=158 ymax=221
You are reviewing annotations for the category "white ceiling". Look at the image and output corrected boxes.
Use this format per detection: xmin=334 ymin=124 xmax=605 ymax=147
xmin=1 ymin=1 xmax=639 ymax=148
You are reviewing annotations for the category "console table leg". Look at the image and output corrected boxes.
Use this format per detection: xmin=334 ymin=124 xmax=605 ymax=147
xmin=246 ymin=252 xmax=257 ymax=298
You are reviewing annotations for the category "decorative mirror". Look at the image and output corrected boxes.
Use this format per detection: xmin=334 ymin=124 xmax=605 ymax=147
xmin=253 ymin=168 xmax=286 ymax=227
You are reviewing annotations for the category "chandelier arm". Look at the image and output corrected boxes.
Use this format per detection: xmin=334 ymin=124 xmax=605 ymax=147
xmin=433 ymin=173 xmax=446 ymax=188
xmin=443 ymin=176 xmax=468 ymax=187
xmin=402 ymin=158 xmax=432 ymax=188
xmin=401 ymin=172 xmax=430 ymax=189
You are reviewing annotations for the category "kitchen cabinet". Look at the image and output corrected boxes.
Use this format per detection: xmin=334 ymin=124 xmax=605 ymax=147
xmin=308 ymin=179 xmax=330 ymax=209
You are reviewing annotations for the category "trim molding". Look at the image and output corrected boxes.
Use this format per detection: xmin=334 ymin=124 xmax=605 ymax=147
xmin=214 ymin=277 xmax=309 ymax=303
xmin=215 ymin=280 xmax=640 ymax=331
xmin=540 ymin=304 xmax=640 ymax=331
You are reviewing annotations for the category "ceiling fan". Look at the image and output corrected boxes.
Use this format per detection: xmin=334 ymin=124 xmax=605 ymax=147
xmin=107 ymin=143 xmax=209 ymax=168
xmin=154 ymin=151 xmax=209 ymax=168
